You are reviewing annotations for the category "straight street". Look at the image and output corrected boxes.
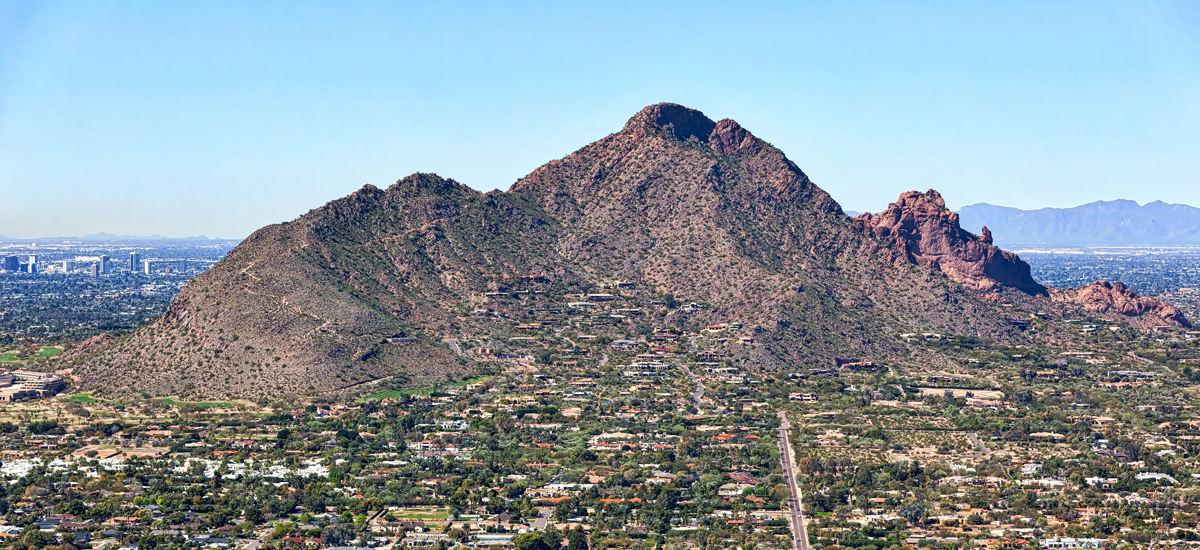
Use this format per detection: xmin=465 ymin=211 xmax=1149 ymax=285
xmin=532 ymin=507 xmax=552 ymax=530
xmin=777 ymin=411 xmax=810 ymax=550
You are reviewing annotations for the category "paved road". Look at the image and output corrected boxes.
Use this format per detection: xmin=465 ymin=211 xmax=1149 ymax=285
xmin=967 ymin=432 xmax=987 ymax=452
xmin=1127 ymin=351 xmax=1156 ymax=365
xmin=964 ymin=432 xmax=990 ymax=458
xmin=678 ymin=363 xmax=705 ymax=413
xmin=1125 ymin=351 xmax=1176 ymax=376
xmin=680 ymin=335 xmax=705 ymax=412
xmin=777 ymin=411 xmax=810 ymax=550
xmin=532 ymin=507 xmax=552 ymax=530
xmin=554 ymin=325 xmax=579 ymax=349
xmin=444 ymin=338 xmax=462 ymax=356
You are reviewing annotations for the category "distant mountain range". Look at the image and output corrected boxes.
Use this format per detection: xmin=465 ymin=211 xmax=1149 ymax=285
xmin=0 ymin=232 xmax=235 ymax=242
xmin=75 ymin=232 xmax=228 ymax=242
xmin=957 ymin=200 xmax=1200 ymax=246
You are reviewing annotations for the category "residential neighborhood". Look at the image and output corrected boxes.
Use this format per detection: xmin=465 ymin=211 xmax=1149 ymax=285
xmin=1 ymin=276 xmax=1200 ymax=550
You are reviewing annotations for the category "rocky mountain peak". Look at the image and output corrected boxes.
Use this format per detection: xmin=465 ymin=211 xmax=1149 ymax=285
xmin=513 ymin=103 xmax=825 ymax=215
xmin=896 ymin=189 xmax=947 ymax=209
xmin=387 ymin=172 xmax=470 ymax=197
xmin=625 ymin=103 xmax=717 ymax=142
xmin=620 ymin=103 xmax=766 ymax=158
xmin=860 ymin=190 xmax=1046 ymax=295
xmin=709 ymin=119 xmax=764 ymax=157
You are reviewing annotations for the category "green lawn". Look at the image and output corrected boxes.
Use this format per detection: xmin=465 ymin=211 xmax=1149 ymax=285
xmin=446 ymin=376 xmax=491 ymax=388
xmin=359 ymin=389 xmax=428 ymax=402
xmin=65 ymin=393 xmax=110 ymax=404
xmin=155 ymin=397 xmax=238 ymax=409
xmin=1 ymin=345 xmax=64 ymax=364
xmin=359 ymin=376 xmax=492 ymax=402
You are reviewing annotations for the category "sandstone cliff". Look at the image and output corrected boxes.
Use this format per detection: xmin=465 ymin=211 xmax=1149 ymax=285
xmin=1051 ymin=280 xmax=1192 ymax=328
xmin=856 ymin=191 xmax=1045 ymax=295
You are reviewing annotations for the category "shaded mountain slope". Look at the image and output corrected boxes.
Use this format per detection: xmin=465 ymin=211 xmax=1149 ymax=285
xmin=69 ymin=104 xmax=1188 ymax=399
xmin=71 ymin=176 xmax=568 ymax=398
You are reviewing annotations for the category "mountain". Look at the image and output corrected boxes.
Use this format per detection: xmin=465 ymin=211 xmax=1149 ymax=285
xmin=67 ymin=104 xmax=1188 ymax=400
xmin=958 ymin=200 xmax=1200 ymax=246
xmin=78 ymin=232 xmax=227 ymax=242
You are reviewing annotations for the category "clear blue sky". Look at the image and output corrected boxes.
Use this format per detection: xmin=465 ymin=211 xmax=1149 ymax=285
xmin=2 ymin=1 xmax=1198 ymax=239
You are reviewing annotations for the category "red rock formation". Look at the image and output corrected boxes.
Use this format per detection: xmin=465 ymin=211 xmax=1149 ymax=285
xmin=1051 ymin=281 xmax=1191 ymax=327
xmin=858 ymin=190 xmax=1046 ymax=295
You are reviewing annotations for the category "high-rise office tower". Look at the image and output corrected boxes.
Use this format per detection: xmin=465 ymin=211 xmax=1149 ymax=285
xmin=90 ymin=263 xmax=100 ymax=277
xmin=2 ymin=256 xmax=17 ymax=271
xmin=143 ymin=259 xmax=152 ymax=274
xmin=130 ymin=252 xmax=141 ymax=272
xmin=99 ymin=255 xmax=110 ymax=274
xmin=176 ymin=259 xmax=186 ymax=272
xmin=63 ymin=260 xmax=77 ymax=272
xmin=27 ymin=255 xmax=37 ymax=274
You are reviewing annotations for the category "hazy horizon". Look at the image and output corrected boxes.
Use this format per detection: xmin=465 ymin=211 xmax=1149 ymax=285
xmin=4 ymin=196 xmax=1200 ymax=242
xmin=3 ymin=1 xmax=1199 ymax=239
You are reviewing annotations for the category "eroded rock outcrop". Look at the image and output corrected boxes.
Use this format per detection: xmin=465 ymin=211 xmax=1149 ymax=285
xmin=1051 ymin=281 xmax=1192 ymax=327
xmin=858 ymin=190 xmax=1046 ymax=295
xmin=855 ymin=190 xmax=1191 ymax=327
xmin=57 ymin=333 xmax=118 ymax=364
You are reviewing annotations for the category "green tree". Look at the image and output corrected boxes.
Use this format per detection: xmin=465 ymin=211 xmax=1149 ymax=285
xmin=567 ymin=528 xmax=589 ymax=550
xmin=321 ymin=523 xmax=358 ymax=546
xmin=899 ymin=503 xmax=927 ymax=526
xmin=514 ymin=533 xmax=550 ymax=550
xmin=21 ymin=525 xmax=56 ymax=549
xmin=543 ymin=526 xmax=562 ymax=550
